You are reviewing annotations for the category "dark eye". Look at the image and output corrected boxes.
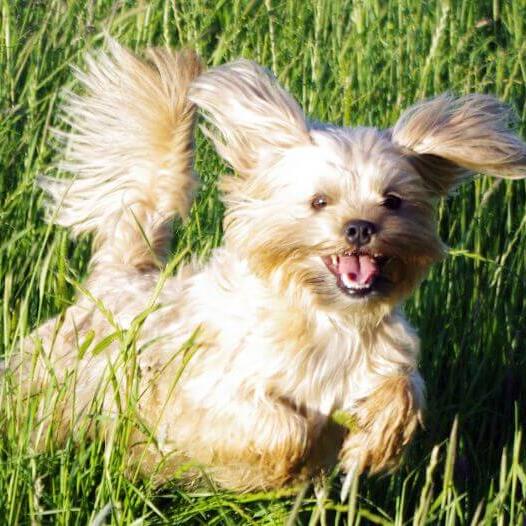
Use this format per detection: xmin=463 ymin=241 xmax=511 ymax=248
xmin=382 ymin=194 xmax=402 ymax=210
xmin=311 ymin=194 xmax=329 ymax=210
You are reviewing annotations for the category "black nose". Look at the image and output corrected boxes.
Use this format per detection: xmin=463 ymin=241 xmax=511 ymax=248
xmin=344 ymin=220 xmax=376 ymax=246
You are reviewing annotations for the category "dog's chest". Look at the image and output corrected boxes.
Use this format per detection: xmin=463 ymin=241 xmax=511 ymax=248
xmin=192 ymin=296 xmax=381 ymax=416
xmin=161 ymin=255 xmax=416 ymax=418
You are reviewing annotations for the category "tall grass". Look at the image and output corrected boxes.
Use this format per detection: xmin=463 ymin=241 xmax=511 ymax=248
xmin=0 ymin=0 xmax=525 ymax=523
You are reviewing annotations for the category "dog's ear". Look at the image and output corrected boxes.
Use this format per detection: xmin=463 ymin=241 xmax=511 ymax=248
xmin=189 ymin=60 xmax=311 ymax=176
xmin=391 ymin=94 xmax=526 ymax=195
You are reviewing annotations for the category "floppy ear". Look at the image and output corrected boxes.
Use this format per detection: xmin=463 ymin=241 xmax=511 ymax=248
xmin=189 ymin=60 xmax=311 ymax=176
xmin=391 ymin=94 xmax=526 ymax=195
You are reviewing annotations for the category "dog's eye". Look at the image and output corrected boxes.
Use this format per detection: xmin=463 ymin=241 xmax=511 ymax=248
xmin=382 ymin=194 xmax=402 ymax=210
xmin=311 ymin=194 xmax=329 ymax=210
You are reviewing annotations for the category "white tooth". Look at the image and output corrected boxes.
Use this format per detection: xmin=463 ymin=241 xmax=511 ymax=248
xmin=331 ymin=255 xmax=337 ymax=266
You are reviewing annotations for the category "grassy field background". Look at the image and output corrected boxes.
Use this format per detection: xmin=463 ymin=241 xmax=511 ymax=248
xmin=1 ymin=0 xmax=525 ymax=524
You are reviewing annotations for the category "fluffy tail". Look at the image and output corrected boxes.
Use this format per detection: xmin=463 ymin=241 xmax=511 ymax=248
xmin=40 ymin=41 xmax=203 ymax=270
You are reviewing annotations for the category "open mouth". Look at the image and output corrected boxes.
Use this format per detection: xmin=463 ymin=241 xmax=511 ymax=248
xmin=322 ymin=250 xmax=389 ymax=298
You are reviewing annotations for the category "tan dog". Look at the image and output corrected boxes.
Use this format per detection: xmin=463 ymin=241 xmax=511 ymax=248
xmin=4 ymin=41 xmax=526 ymax=490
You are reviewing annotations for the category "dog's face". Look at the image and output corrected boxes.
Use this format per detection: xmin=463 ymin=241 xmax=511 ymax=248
xmin=219 ymin=129 xmax=444 ymax=314
xmin=190 ymin=61 xmax=526 ymax=318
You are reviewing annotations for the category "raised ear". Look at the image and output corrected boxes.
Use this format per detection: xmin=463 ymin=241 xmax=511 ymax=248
xmin=189 ymin=60 xmax=311 ymax=176
xmin=391 ymin=94 xmax=526 ymax=195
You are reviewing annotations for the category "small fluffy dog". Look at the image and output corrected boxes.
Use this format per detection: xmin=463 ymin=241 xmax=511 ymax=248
xmin=4 ymin=41 xmax=526 ymax=490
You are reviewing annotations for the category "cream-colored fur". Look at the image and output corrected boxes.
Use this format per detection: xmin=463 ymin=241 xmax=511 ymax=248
xmin=3 ymin=41 xmax=526 ymax=491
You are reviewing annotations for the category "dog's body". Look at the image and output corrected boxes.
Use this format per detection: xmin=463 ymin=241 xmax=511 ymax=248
xmin=4 ymin=42 xmax=526 ymax=490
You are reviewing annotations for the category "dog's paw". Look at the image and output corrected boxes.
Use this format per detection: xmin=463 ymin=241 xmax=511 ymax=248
xmin=339 ymin=373 xmax=424 ymax=474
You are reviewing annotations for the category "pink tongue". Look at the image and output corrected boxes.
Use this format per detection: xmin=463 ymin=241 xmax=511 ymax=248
xmin=338 ymin=255 xmax=379 ymax=285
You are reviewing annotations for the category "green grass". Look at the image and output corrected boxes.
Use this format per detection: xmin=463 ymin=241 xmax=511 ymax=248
xmin=1 ymin=0 xmax=526 ymax=523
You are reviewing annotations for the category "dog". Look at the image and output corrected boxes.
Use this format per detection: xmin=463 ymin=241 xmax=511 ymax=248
xmin=3 ymin=40 xmax=526 ymax=491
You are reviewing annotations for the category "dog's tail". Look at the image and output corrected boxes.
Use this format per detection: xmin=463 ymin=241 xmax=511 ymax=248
xmin=40 ymin=41 xmax=202 ymax=270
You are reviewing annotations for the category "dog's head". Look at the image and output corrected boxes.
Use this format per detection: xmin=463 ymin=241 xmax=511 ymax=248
xmin=190 ymin=62 xmax=526 ymax=319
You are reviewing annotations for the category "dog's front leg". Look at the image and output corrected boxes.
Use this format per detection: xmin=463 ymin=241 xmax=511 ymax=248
xmin=147 ymin=389 xmax=311 ymax=490
xmin=339 ymin=371 xmax=424 ymax=475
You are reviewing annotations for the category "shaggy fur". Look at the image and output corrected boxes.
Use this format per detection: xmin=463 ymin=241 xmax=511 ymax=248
xmin=3 ymin=41 xmax=526 ymax=490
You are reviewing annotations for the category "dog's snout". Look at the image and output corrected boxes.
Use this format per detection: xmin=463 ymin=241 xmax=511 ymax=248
xmin=344 ymin=220 xmax=376 ymax=246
